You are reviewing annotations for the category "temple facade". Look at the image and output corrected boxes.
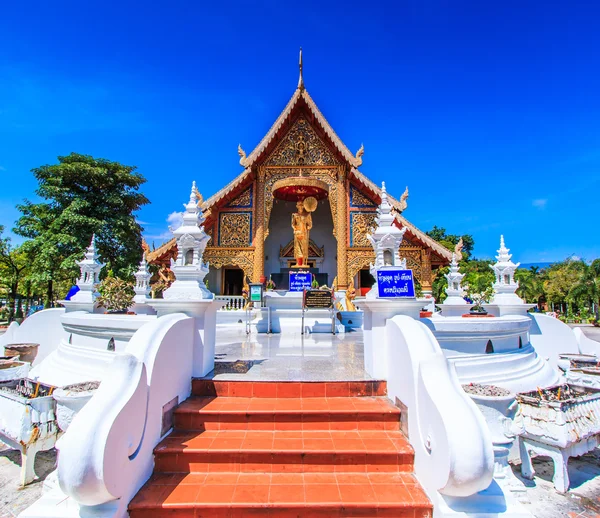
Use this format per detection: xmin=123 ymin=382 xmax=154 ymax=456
xmin=147 ymin=60 xmax=452 ymax=295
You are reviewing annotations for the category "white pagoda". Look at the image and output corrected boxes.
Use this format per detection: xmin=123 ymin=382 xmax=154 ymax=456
xmin=367 ymin=182 xmax=407 ymax=277
xmin=161 ymin=181 xmax=212 ymax=301
xmin=485 ymin=235 xmax=535 ymax=316
xmin=62 ymin=235 xmax=104 ymax=313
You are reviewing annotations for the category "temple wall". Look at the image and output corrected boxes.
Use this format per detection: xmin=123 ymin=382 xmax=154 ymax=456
xmin=264 ymin=200 xmax=337 ymax=284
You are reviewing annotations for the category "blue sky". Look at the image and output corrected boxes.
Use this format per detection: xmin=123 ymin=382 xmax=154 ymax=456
xmin=1 ymin=1 xmax=599 ymax=263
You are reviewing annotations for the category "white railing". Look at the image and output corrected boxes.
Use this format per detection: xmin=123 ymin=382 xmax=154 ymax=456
xmin=55 ymin=313 xmax=195 ymax=516
xmin=216 ymin=295 xmax=246 ymax=310
xmin=385 ymin=315 xmax=494 ymax=499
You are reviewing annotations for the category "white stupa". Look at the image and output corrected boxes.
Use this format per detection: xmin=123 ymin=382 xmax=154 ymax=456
xmin=485 ymin=235 xmax=535 ymax=316
xmin=132 ymin=255 xmax=155 ymax=314
xmin=367 ymin=181 xmax=407 ymax=277
xmin=62 ymin=235 xmax=105 ymax=313
xmin=161 ymin=181 xmax=212 ymax=301
xmin=439 ymin=253 xmax=472 ymax=316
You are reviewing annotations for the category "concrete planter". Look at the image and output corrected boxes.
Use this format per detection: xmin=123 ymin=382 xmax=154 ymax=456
xmin=514 ymin=384 xmax=600 ymax=492
xmin=53 ymin=381 xmax=100 ymax=432
xmin=4 ymin=343 xmax=39 ymax=364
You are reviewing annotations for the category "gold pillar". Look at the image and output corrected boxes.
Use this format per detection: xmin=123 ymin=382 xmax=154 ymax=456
xmin=253 ymin=168 xmax=265 ymax=283
xmin=421 ymin=249 xmax=432 ymax=294
xmin=336 ymin=167 xmax=349 ymax=290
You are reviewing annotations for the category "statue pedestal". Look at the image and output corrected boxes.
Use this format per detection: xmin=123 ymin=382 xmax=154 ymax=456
xmin=356 ymin=298 xmax=424 ymax=379
xmin=148 ymin=299 xmax=225 ymax=377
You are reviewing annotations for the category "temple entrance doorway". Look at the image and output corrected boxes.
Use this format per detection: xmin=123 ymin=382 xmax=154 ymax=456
xmin=359 ymin=268 xmax=375 ymax=296
xmin=222 ymin=267 xmax=244 ymax=296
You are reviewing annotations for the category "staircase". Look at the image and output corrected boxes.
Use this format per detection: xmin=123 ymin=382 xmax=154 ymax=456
xmin=129 ymin=380 xmax=432 ymax=517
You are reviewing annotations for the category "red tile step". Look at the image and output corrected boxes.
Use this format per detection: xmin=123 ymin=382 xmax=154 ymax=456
xmin=129 ymin=381 xmax=432 ymax=518
xmin=130 ymin=472 xmax=432 ymax=517
xmin=174 ymin=396 xmax=401 ymax=431
xmin=192 ymin=380 xmax=388 ymax=398
xmin=154 ymin=430 xmax=414 ymax=473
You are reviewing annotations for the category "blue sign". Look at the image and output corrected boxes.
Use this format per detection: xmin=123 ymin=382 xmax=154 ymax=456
xmin=289 ymin=271 xmax=312 ymax=292
xmin=376 ymin=269 xmax=416 ymax=298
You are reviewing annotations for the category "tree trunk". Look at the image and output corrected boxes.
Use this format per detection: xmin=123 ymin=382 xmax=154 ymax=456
xmin=45 ymin=279 xmax=53 ymax=308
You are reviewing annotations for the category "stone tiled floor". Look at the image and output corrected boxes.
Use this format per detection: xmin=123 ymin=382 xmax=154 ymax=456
xmin=211 ymin=325 xmax=370 ymax=381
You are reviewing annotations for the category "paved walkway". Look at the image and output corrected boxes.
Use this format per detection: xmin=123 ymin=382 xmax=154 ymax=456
xmin=211 ymin=325 xmax=370 ymax=381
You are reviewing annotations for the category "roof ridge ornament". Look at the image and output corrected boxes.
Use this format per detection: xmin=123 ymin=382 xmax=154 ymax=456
xmin=354 ymin=143 xmax=364 ymax=167
xmin=298 ymin=47 xmax=304 ymax=91
xmin=238 ymin=143 xmax=248 ymax=167
xmin=397 ymin=186 xmax=409 ymax=213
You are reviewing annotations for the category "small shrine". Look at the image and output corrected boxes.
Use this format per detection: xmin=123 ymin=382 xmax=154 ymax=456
xmin=485 ymin=235 xmax=535 ymax=316
xmin=161 ymin=181 xmax=212 ymax=301
xmin=132 ymin=256 xmax=154 ymax=314
xmin=62 ymin=235 xmax=104 ymax=313
xmin=367 ymin=181 xmax=407 ymax=275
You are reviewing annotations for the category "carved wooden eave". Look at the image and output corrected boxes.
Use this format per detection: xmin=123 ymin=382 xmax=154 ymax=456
xmin=395 ymin=216 xmax=453 ymax=263
xmin=146 ymin=238 xmax=177 ymax=264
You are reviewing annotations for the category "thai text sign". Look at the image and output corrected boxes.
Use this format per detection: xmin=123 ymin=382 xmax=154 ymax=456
xmin=289 ymin=271 xmax=312 ymax=292
xmin=304 ymin=290 xmax=333 ymax=309
xmin=377 ymin=269 xmax=415 ymax=298
xmin=249 ymin=284 xmax=263 ymax=303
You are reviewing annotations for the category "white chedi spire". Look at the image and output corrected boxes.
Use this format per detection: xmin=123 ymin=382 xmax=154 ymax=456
xmin=444 ymin=253 xmax=467 ymax=304
xmin=70 ymin=234 xmax=105 ymax=304
xmin=489 ymin=235 xmax=523 ymax=305
xmin=161 ymin=181 xmax=213 ymax=300
xmin=367 ymin=182 xmax=407 ymax=277
xmin=133 ymin=255 xmax=152 ymax=302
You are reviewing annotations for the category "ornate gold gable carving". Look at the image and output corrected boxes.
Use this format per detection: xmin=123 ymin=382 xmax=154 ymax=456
xmin=226 ymin=186 xmax=253 ymax=208
xmin=264 ymin=117 xmax=339 ymax=166
xmin=203 ymin=247 xmax=254 ymax=284
xmin=350 ymin=212 xmax=377 ymax=247
xmin=280 ymin=239 xmax=324 ymax=258
xmin=218 ymin=212 xmax=252 ymax=247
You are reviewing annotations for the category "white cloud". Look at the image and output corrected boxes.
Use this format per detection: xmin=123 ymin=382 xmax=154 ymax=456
xmin=532 ymin=199 xmax=547 ymax=209
xmin=166 ymin=211 xmax=184 ymax=231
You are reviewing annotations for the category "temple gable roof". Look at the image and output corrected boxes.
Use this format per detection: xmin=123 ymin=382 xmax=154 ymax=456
xmin=194 ymin=75 xmax=452 ymax=264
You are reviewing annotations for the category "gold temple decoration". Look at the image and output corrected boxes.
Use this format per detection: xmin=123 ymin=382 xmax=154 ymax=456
xmin=291 ymin=200 xmax=312 ymax=267
xmin=303 ymin=196 xmax=318 ymax=212
xmin=193 ymin=184 xmax=203 ymax=206
xmin=218 ymin=212 xmax=251 ymax=247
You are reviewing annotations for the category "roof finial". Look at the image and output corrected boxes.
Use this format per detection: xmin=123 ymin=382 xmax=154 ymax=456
xmin=298 ymin=47 xmax=304 ymax=91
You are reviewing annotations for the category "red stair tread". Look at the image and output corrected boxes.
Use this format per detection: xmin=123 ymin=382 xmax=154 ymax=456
xmin=177 ymin=396 xmax=401 ymax=414
xmin=157 ymin=430 xmax=413 ymax=454
xmin=130 ymin=472 xmax=431 ymax=508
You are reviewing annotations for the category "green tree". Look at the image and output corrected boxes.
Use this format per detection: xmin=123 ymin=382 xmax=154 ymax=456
xmin=426 ymin=226 xmax=475 ymax=261
xmin=516 ymin=266 xmax=546 ymax=308
xmin=0 ymin=227 xmax=29 ymax=321
xmin=569 ymin=259 xmax=600 ymax=319
xmin=543 ymin=259 xmax=586 ymax=314
xmin=14 ymin=153 xmax=149 ymax=306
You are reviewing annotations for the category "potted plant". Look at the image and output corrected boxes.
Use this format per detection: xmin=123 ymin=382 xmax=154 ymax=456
xmin=97 ymin=277 xmax=135 ymax=314
xmin=311 ymin=275 xmax=319 ymax=289
xmin=265 ymin=277 xmax=276 ymax=291
xmin=464 ymin=288 xmax=493 ymax=317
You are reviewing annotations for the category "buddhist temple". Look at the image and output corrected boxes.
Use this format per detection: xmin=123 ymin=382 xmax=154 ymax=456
xmin=147 ymin=51 xmax=452 ymax=295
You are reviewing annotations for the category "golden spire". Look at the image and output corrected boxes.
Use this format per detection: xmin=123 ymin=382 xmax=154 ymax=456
xmin=298 ymin=47 xmax=304 ymax=91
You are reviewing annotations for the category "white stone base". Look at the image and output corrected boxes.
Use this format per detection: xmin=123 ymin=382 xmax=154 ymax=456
xmin=432 ymin=481 xmax=533 ymax=518
xmin=18 ymin=486 xmax=121 ymax=517
xmin=484 ymin=304 xmax=536 ymax=317
xmin=440 ymin=303 xmax=473 ymax=317
xmin=255 ymin=308 xmax=343 ymax=334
